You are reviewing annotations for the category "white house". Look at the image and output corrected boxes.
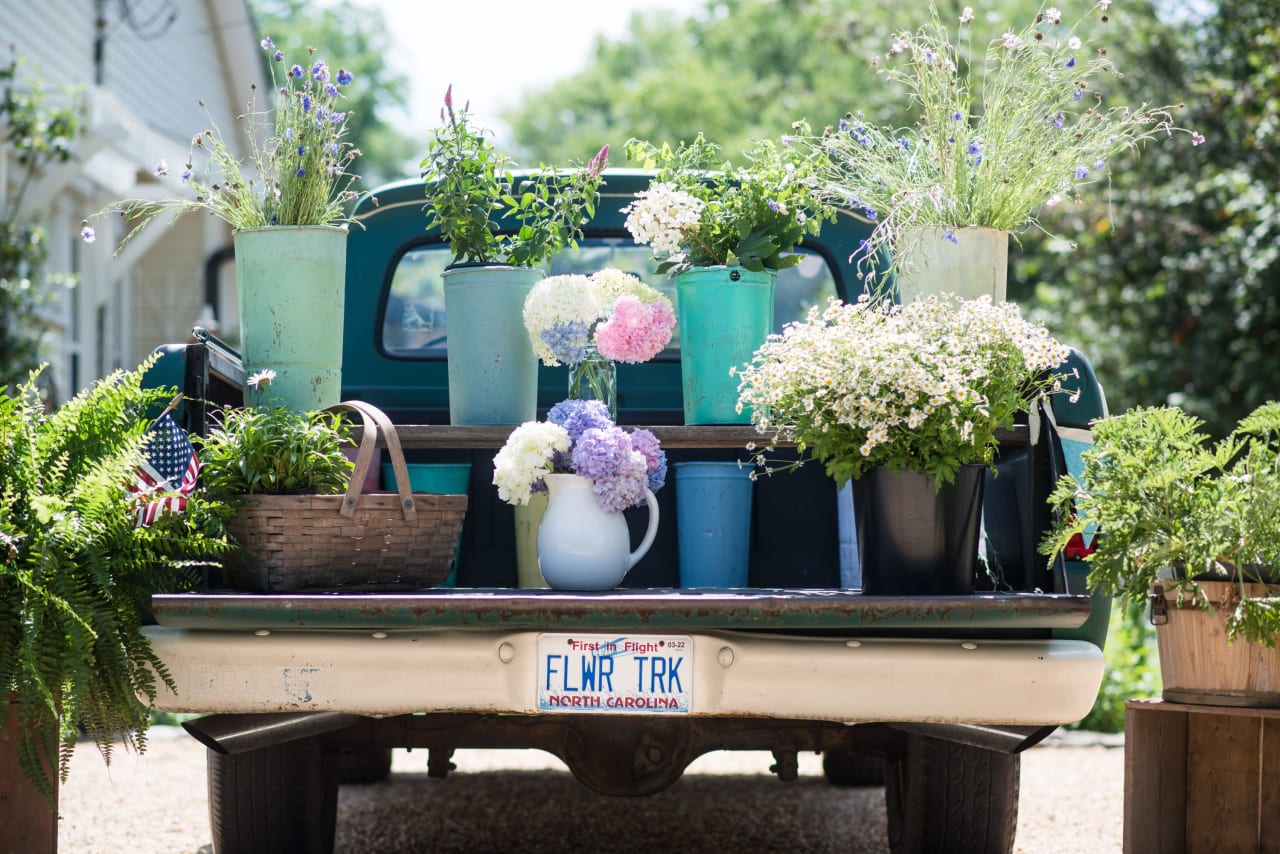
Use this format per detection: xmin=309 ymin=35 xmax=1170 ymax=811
xmin=1 ymin=0 xmax=264 ymax=402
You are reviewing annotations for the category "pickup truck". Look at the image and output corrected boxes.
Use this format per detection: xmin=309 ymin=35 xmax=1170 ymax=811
xmin=145 ymin=170 xmax=1110 ymax=854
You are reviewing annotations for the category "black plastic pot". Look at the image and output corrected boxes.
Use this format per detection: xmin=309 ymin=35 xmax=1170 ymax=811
xmin=853 ymin=464 xmax=985 ymax=596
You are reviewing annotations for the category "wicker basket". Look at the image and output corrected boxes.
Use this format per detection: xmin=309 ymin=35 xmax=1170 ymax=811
xmin=224 ymin=400 xmax=468 ymax=592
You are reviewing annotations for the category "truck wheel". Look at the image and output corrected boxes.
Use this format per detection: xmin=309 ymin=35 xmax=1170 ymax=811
xmin=884 ymin=733 xmax=1019 ymax=854
xmin=338 ymin=746 xmax=393 ymax=784
xmin=822 ymin=748 xmax=885 ymax=787
xmin=208 ymin=737 xmax=339 ymax=854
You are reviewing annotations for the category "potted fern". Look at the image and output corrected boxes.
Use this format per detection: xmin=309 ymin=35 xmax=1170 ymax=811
xmin=0 ymin=359 xmax=228 ymax=841
xmin=1043 ymin=403 xmax=1280 ymax=706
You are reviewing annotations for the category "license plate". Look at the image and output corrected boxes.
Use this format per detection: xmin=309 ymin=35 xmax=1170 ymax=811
xmin=536 ymin=633 xmax=692 ymax=714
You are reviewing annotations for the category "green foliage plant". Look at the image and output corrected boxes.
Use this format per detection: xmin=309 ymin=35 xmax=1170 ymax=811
xmin=1042 ymin=402 xmax=1280 ymax=647
xmin=622 ymin=131 xmax=833 ymax=276
xmin=419 ymin=86 xmax=608 ymax=268
xmin=803 ymin=1 xmax=1202 ymax=289
xmin=1 ymin=48 xmax=81 ymax=393
xmin=83 ymin=37 xmax=363 ymax=251
xmin=737 ymin=292 xmax=1070 ymax=487
xmin=195 ymin=370 xmax=354 ymax=497
xmin=0 ymin=358 xmax=230 ymax=800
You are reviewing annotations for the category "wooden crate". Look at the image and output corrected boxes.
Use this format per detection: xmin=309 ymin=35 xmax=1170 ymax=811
xmin=1125 ymin=699 xmax=1280 ymax=853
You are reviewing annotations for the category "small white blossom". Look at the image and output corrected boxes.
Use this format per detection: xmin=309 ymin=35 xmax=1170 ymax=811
xmin=1068 ymin=36 xmax=1082 ymax=50
xmin=620 ymin=182 xmax=705 ymax=257
xmin=959 ymin=6 xmax=974 ymax=23
xmin=1044 ymin=7 xmax=1063 ymax=25
xmin=1001 ymin=31 xmax=1023 ymax=50
xmin=246 ymin=369 xmax=277 ymax=388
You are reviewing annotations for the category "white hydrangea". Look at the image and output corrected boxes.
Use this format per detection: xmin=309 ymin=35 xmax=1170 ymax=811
xmin=620 ymin=182 xmax=705 ymax=258
xmin=492 ymin=421 xmax=571 ymax=506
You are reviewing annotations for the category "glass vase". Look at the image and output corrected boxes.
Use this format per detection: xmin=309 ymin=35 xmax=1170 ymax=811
xmin=568 ymin=344 xmax=617 ymax=419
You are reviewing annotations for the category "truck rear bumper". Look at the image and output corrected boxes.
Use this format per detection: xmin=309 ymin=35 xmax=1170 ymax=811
xmin=144 ymin=626 xmax=1104 ymax=726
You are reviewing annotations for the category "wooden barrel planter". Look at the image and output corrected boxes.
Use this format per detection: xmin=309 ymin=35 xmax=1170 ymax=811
xmin=0 ymin=695 xmax=58 ymax=852
xmin=1154 ymin=581 xmax=1280 ymax=707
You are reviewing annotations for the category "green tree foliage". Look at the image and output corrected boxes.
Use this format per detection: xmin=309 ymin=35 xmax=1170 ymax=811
xmin=249 ymin=0 xmax=417 ymax=186
xmin=0 ymin=51 xmax=79 ymax=395
xmin=1013 ymin=0 xmax=1280 ymax=437
xmin=504 ymin=0 xmax=1045 ymax=163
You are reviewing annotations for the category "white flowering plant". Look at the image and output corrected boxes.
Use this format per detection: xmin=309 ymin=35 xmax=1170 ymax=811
xmin=736 ymin=293 xmax=1071 ymax=487
xmin=84 ymin=38 xmax=362 ymax=250
xmin=622 ymin=131 xmax=834 ymax=276
xmin=492 ymin=399 xmax=666 ymax=513
xmin=523 ymin=268 xmax=675 ymax=367
xmin=421 ymin=87 xmax=608 ymax=267
xmin=804 ymin=1 xmax=1203 ymax=285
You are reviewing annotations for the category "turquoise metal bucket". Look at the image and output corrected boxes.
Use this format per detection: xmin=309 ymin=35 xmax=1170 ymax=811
xmin=234 ymin=225 xmax=347 ymax=412
xmin=676 ymin=266 xmax=775 ymax=424
xmin=382 ymin=462 xmax=472 ymax=587
xmin=674 ymin=461 xmax=754 ymax=588
xmin=442 ymin=265 xmax=542 ymax=425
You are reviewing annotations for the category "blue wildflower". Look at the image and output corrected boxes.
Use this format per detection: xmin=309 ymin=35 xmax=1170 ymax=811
xmin=767 ymin=200 xmax=780 ymax=212
xmin=899 ymin=137 xmax=910 ymax=150
xmin=1066 ymin=56 xmax=1076 ymax=68
xmin=325 ymin=83 xmax=338 ymax=98
xmin=331 ymin=112 xmax=346 ymax=125
xmin=1075 ymin=165 xmax=1090 ymax=180
xmin=838 ymin=118 xmax=850 ymax=132
xmin=1095 ymin=159 xmax=1105 ymax=170
xmin=1073 ymin=90 xmax=1084 ymax=101
xmin=289 ymin=64 xmax=303 ymax=78
xmin=952 ymin=111 xmax=963 ymax=121
xmin=1053 ymin=111 xmax=1066 ymax=129
xmin=273 ymin=50 xmax=284 ymax=62
xmin=967 ymin=142 xmax=982 ymax=165
xmin=181 ymin=166 xmax=193 ymax=183
xmin=302 ymin=94 xmax=312 ymax=113
xmin=944 ymin=229 xmax=958 ymax=244
xmin=260 ymin=37 xmax=274 ymax=50
xmin=863 ymin=206 xmax=878 ymax=222
xmin=326 ymin=142 xmax=339 ymax=156
xmin=297 ymin=145 xmax=305 ymax=157
xmin=337 ymin=69 xmax=353 ymax=87
xmin=296 ymin=167 xmax=306 ymax=177
xmin=311 ymin=61 xmax=329 ymax=82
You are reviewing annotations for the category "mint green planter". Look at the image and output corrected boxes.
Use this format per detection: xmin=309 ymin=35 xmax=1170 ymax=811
xmin=442 ymin=265 xmax=543 ymax=425
xmin=234 ymin=225 xmax=347 ymax=412
xmin=676 ymin=266 xmax=775 ymax=424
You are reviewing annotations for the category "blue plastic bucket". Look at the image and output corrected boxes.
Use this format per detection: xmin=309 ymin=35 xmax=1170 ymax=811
xmin=674 ymin=461 xmax=753 ymax=588
xmin=382 ymin=463 xmax=471 ymax=587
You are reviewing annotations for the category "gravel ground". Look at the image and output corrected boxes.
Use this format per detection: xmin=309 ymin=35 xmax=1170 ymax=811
xmin=56 ymin=727 xmax=1124 ymax=853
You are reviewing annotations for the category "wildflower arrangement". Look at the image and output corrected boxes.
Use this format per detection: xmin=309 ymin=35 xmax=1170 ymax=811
xmin=196 ymin=370 xmax=353 ymax=497
xmin=805 ymin=2 xmax=1204 ymax=285
xmin=83 ymin=37 xmax=362 ymax=249
xmin=492 ymin=399 xmax=666 ymax=512
xmin=421 ymin=86 xmax=608 ymax=267
xmin=736 ymin=293 xmax=1071 ymax=486
xmin=622 ymin=131 xmax=833 ymax=276
xmin=1042 ymin=403 xmax=1280 ymax=647
xmin=523 ymin=268 xmax=676 ymax=367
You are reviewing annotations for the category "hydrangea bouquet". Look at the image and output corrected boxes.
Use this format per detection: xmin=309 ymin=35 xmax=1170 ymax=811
xmin=736 ymin=293 xmax=1071 ymax=486
xmin=805 ymin=1 xmax=1203 ymax=285
xmin=621 ymin=132 xmax=833 ymax=276
xmin=493 ymin=399 xmax=666 ymax=513
xmin=84 ymin=37 xmax=362 ymax=249
xmin=523 ymin=268 xmax=676 ymax=366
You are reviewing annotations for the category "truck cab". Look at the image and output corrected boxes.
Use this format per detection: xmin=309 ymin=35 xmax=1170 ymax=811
xmin=145 ymin=171 xmax=1109 ymax=854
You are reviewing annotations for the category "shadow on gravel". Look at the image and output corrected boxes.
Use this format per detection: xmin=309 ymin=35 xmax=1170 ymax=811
xmin=335 ymin=769 xmax=887 ymax=854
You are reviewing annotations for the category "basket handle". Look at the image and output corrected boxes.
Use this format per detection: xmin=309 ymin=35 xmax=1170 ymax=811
xmin=324 ymin=400 xmax=417 ymax=523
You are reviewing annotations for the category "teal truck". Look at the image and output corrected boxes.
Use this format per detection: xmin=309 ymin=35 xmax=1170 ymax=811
xmin=146 ymin=171 xmax=1109 ymax=854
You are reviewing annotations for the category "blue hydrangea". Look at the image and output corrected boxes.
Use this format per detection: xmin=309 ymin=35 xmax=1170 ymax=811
xmin=539 ymin=321 xmax=591 ymax=365
xmin=547 ymin=399 xmax=614 ymax=443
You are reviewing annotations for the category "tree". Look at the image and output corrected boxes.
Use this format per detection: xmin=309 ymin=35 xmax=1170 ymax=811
xmin=248 ymin=0 xmax=417 ymax=186
xmin=504 ymin=0 xmax=1045 ymax=163
xmin=1015 ymin=0 xmax=1280 ymax=436
xmin=0 ymin=50 xmax=80 ymax=395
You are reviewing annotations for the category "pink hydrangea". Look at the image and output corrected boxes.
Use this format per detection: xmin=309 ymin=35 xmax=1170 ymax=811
xmin=594 ymin=296 xmax=676 ymax=363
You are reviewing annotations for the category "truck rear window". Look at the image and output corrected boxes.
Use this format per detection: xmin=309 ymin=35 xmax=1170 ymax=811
xmin=381 ymin=238 xmax=837 ymax=358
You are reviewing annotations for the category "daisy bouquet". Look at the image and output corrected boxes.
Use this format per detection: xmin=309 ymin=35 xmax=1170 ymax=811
xmin=492 ymin=399 xmax=667 ymax=513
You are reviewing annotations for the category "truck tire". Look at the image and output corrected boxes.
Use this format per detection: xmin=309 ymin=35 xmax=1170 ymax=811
xmin=822 ymin=748 xmax=885 ymax=787
xmin=884 ymin=733 xmax=1019 ymax=854
xmin=338 ymin=746 xmax=393 ymax=784
xmin=208 ymin=737 xmax=339 ymax=854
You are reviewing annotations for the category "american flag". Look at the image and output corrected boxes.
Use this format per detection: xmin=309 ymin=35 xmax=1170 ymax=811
xmin=132 ymin=409 xmax=201 ymax=527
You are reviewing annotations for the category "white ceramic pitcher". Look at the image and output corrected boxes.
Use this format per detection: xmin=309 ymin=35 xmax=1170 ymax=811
xmin=536 ymin=473 xmax=659 ymax=590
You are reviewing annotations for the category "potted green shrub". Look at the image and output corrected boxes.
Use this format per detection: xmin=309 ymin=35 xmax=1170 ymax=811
xmin=84 ymin=37 xmax=365 ymax=413
xmin=801 ymin=2 xmax=1203 ymax=302
xmin=1042 ymin=403 xmax=1280 ymax=706
xmin=420 ymin=86 xmax=608 ymax=425
xmin=0 ymin=359 xmax=229 ymax=832
xmin=621 ymin=131 xmax=833 ymax=424
xmin=737 ymin=291 xmax=1070 ymax=594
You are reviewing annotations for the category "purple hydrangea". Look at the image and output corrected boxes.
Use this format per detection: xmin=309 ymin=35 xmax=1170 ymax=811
xmin=628 ymin=428 xmax=667 ymax=492
xmin=547 ymin=399 xmax=613 ymax=443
